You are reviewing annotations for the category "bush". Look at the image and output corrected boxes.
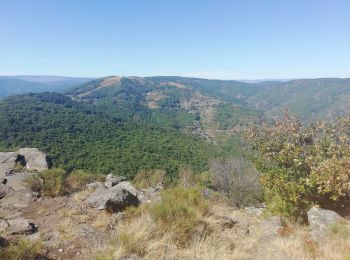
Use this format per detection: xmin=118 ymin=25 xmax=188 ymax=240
xmin=247 ymin=111 xmax=350 ymax=219
xmin=64 ymin=169 xmax=96 ymax=193
xmin=149 ymin=187 xmax=209 ymax=245
xmin=40 ymin=168 xmax=67 ymax=197
xmin=133 ymin=170 xmax=170 ymax=189
xmin=209 ymin=158 xmax=263 ymax=207
xmin=23 ymin=174 xmax=43 ymax=193
xmin=0 ymin=239 xmax=42 ymax=260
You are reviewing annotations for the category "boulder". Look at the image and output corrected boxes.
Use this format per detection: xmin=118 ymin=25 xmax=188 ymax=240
xmin=0 ymin=183 xmax=12 ymax=199
xmin=0 ymin=152 xmax=18 ymax=177
xmin=114 ymin=181 xmax=138 ymax=196
xmin=137 ymin=188 xmax=161 ymax=204
xmin=18 ymin=148 xmax=48 ymax=172
xmin=0 ymin=189 xmax=36 ymax=208
xmin=86 ymin=182 xmax=140 ymax=212
xmin=104 ymin=173 xmax=126 ymax=188
xmin=105 ymin=189 xmax=140 ymax=213
xmin=6 ymin=218 xmax=37 ymax=235
xmin=307 ymin=207 xmax=344 ymax=242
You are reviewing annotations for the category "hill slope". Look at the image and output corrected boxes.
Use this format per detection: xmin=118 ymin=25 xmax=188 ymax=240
xmin=0 ymin=93 xmax=211 ymax=177
xmin=69 ymin=76 xmax=350 ymax=125
xmin=0 ymin=76 xmax=92 ymax=97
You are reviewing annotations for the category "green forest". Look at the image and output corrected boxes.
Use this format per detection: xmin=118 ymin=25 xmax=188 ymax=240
xmin=0 ymin=93 xmax=211 ymax=178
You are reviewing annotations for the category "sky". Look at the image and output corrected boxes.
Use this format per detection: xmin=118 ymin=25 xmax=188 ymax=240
xmin=0 ymin=0 xmax=349 ymax=79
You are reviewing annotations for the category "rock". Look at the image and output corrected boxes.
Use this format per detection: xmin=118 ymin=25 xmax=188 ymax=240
xmin=307 ymin=207 xmax=344 ymax=242
xmin=114 ymin=181 xmax=138 ymax=196
xmin=0 ymin=152 xmax=18 ymax=177
xmin=86 ymin=182 xmax=140 ymax=212
xmin=0 ymin=236 xmax=9 ymax=248
xmin=137 ymin=188 xmax=161 ymax=204
xmin=18 ymin=148 xmax=48 ymax=172
xmin=86 ymin=181 xmax=103 ymax=191
xmin=104 ymin=173 xmax=125 ymax=188
xmin=105 ymin=188 xmax=140 ymax=213
xmin=0 ymin=219 xmax=9 ymax=233
xmin=0 ymin=183 xmax=12 ymax=199
xmin=0 ymin=189 xmax=36 ymax=208
xmin=6 ymin=218 xmax=37 ymax=235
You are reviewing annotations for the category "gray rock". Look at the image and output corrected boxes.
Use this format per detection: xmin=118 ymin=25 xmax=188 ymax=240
xmin=0 ymin=184 xmax=12 ymax=199
xmin=86 ymin=182 xmax=140 ymax=212
xmin=0 ymin=152 xmax=18 ymax=177
xmin=19 ymin=148 xmax=48 ymax=172
xmin=114 ymin=181 xmax=138 ymax=196
xmin=0 ymin=219 xmax=9 ymax=233
xmin=0 ymin=189 xmax=36 ymax=208
xmin=105 ymin=189 xmax=140 ymax=213
xmin=7 ymin=218 xmax=37 ymax=235
xmin=104 ymin=173 xmax=126 ymax=188
xmin=137 ymin=188 xmax=161 ymax=204
xmin=86 ymin=181 xmax=103 ymax=191
xmin=307 ymin=207 xmax=344 ymax=242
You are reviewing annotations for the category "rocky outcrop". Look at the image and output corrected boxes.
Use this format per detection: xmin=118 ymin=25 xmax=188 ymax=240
xmin=0 ymin=148 xmax=48 ymax=177
xmin=307 ymin=207 xmax=344 ymax=242
xmin=86 ymin=181 xmax=140 ymax=212
xmin=0 ymin=152 xmax=17 ymax=177
xmin=18 ymin=148 xmax=48 ymax=172
xmin=1 ymin=218 xmax=37 ymax=235
xmin=105 ymin=188 xmax=140 ymax=213
xmin=104 ymin=173 xmax=126 ymax=188
xmin=0 ymin=184 xmax=12 ymax=199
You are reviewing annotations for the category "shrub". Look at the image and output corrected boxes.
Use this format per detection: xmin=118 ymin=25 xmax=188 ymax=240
xmin=64 ymin=169 xmax=95 ymax=193
xmin=133 ymin=170 xmax=170 ymax=189
xmin=247 ymin=111 xmax=350 ymax=219
xmin=149 ymin=187 xmax=209 ymax=245
xmin=23 ymin=174 xmax=43 ymax=193
xmin=40 ymin=168 xmax=67 ymax=197
xmin=209 ymin=158 xmax=263 ymax=207
xmin=0 ymin=239 xmax=42 ymax=260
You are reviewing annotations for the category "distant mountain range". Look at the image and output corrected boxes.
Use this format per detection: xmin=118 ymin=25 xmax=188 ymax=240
xmin=67 ymin=76 xmax=350 ymax=123
xmin=1 ymin=75 xmax=350 ymax=175
xmin=0 ymin=76 xmax=92 ymax=97
xmin=1 ymin=75 xmax=350 ymax=124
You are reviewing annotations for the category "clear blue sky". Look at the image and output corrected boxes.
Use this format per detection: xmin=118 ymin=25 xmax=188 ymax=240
xmin=1 ymin=0 xmax=349 ymax=79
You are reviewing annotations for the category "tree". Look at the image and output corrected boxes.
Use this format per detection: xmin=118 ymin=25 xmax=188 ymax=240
xmin=209 ymin=157 xmax=262 ymax=207
xmin=247 ymin=111 xmax=350 ymax=218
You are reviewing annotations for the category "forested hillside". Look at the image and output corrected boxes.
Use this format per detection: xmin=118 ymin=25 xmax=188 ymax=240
xmin=0 ymin=93 xmax=211 ymax=178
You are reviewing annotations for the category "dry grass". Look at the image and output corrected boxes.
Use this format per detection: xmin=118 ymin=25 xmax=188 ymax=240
xmin=92 ymin=190 xmax=350 ymax=260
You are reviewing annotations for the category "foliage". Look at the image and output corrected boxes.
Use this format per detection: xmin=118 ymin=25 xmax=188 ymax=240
xmin=149 ymin=187 xmax=209 ymax=245
xmin=40 ymin=168 xmax=67 ymax=197
xmin=214 ymin=103 xmax=261 ymax=130
xmin=23 ymin=174 xmax=43 ymax=193
xmin=64 ymin=169 xmax=101 ymax=193
xmin=209 ymin=157 xmax=263 ymax=207
xmin=0 ymin=93 xmax=211 ymax=178
xmin=247 ymin=111 xmax=350 ymax=218
xmin=0 ymin=239 xmax=42 ymax=260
